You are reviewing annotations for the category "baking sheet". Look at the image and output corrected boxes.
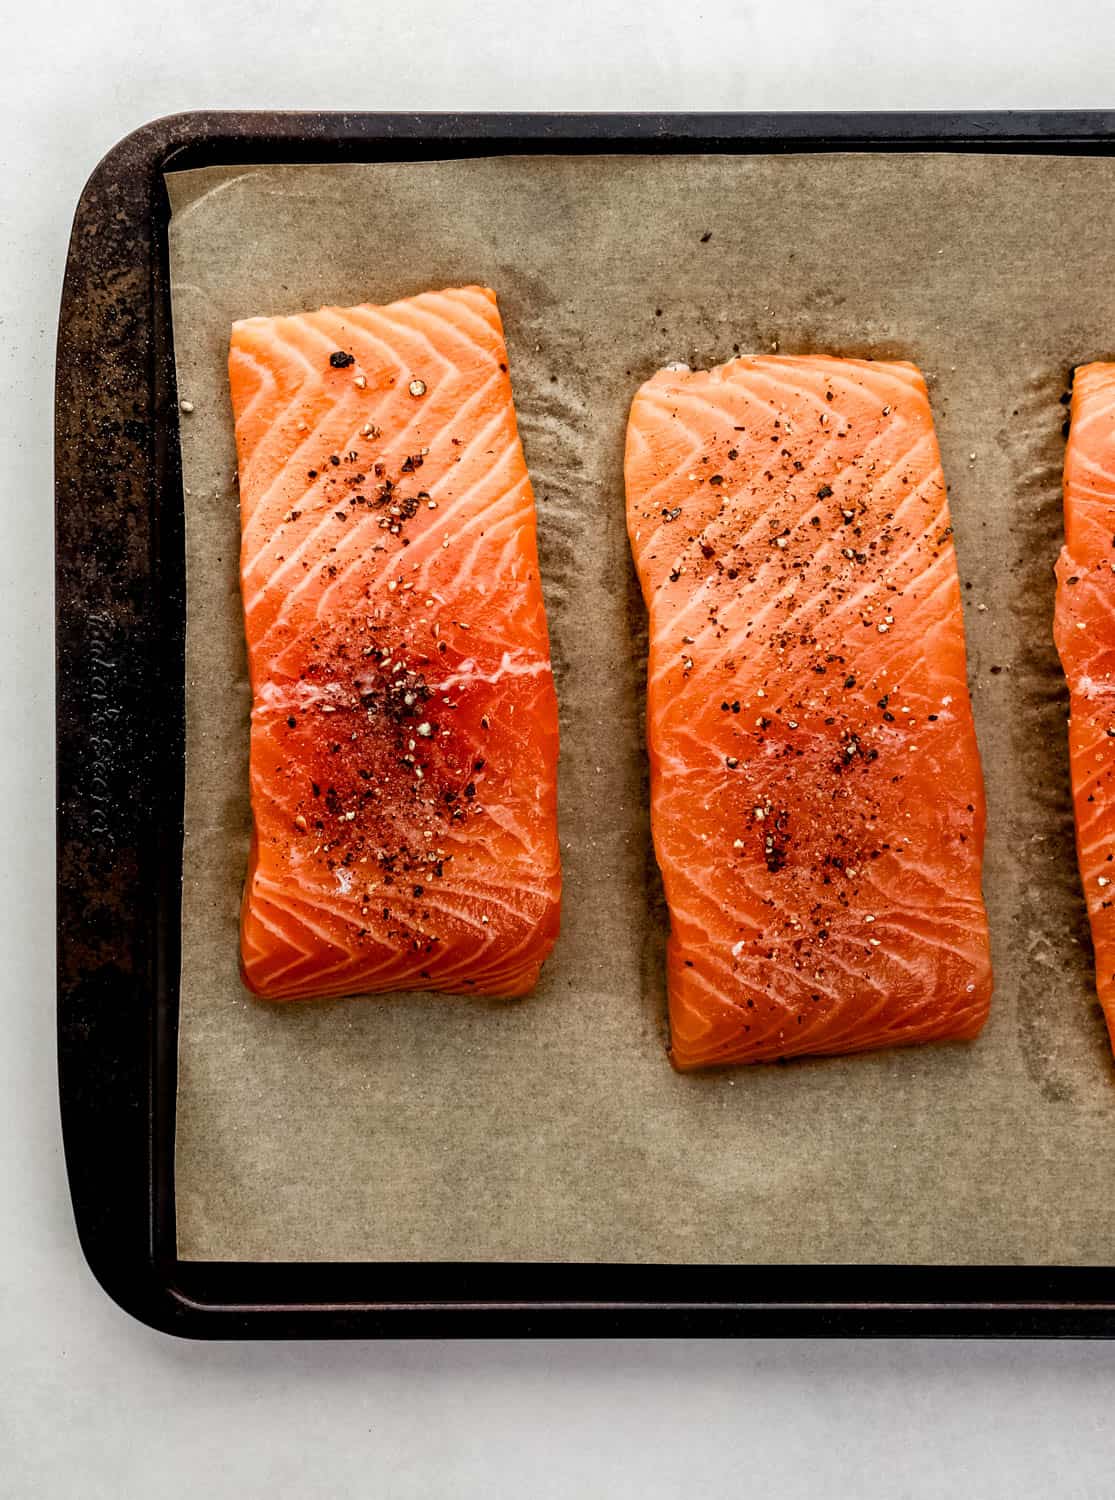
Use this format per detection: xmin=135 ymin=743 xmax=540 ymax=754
xmin=168 ymin=152 xmax=1115 ymax=1265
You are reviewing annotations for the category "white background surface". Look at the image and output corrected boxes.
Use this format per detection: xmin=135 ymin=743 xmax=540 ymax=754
xmin=3 ymin=2 xmax=1115 ymax=1493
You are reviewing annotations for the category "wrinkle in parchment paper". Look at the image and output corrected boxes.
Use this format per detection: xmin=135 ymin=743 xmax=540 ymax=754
xmin=169 ymin=153 xmax=1115 ymax=1264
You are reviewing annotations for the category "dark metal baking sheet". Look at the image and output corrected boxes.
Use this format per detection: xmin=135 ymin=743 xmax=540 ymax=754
xmin=56 ymin=109 xmax=1115 ymax=1338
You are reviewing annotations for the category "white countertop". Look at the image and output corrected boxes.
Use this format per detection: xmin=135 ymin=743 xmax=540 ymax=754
xmin=5 ymin=2 xmax=1115 ymax=1493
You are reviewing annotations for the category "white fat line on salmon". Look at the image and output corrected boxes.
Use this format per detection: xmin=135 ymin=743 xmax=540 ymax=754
xmin=412 ymin=287 xmax=505 ymax=347
xmin=395 ymin=297 xmax=502 ymax=379
xmin=659 ymin=421 xmax=927 ymax=594
xmin=319 ymin=301 xmax=458 ymax=395
xmin=243 ymin=322 xmax=498 ymax=593
xmin=638 ymin=361 xmax=882 ymax=487
xmin=643 ymin=423 xmax=919 ymax=630
xmin=254 ymin=878 xmax=433 ymax=989
xmin=297 ymin=432 xmax=523 ymax=625
xmin=368 ymin=308 xmax=461 ymax=388
xmin=1076 ymin=676 xmax=1115 ymax=699
xmin=730 ymin=357 xmax=921 ymax=422
xmin=658 ymin=477 xmax=948 ymax=687
xmin=237 ymin=317 xmax=411 ymax=522
xmin=1068 ymin=435 xmax=1115 ymax=480
xmin=405 ymin=422 xmax=522 ymax=533
xmin=405 ymin=374 xmax=506 ymax=477
xmin=435 ymin=651 xmax=552 ymax=692
xmin=256 ymin=680 xmax=354 ymax=712
xmin=421 ymin=487 xmax=528 ymax=579
xmin=265 ymin=423 xmax=519 ymax=633
xmin=423 ymin=509 xmax=529 ymax=597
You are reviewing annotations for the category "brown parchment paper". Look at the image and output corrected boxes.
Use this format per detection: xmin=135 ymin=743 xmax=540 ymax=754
xmin=168 ymin=153 xmax=1115 ymax=1265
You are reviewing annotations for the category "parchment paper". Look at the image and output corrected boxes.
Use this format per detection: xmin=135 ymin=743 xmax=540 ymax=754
xmin=168 ymin=153 xmax=1115 ymax=1264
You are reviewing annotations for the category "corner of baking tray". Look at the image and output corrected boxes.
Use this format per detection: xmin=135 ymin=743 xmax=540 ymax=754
xmin=70 ymin=113 xmax=192 ymax=215
xmin=64 ymin=1222 xmax=196 ymax=1341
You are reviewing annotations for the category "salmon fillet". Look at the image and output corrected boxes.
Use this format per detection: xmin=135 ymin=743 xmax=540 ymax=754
xmin=625 ymin=355 xmax=992 ymax=1069
xmin=231 ymin=285 xmax=561 ymax=1001
xmin=1054 ymin=361 xmax=1115 ymax=1052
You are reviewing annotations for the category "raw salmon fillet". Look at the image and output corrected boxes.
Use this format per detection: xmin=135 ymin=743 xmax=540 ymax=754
xmin=1054 ymin=362 xmax=1115 ymax=1052
xmin=231 ymin=286 xmax=561 ymax=1001
xmin=626 ymin=355 xmax=993 ymax=1069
